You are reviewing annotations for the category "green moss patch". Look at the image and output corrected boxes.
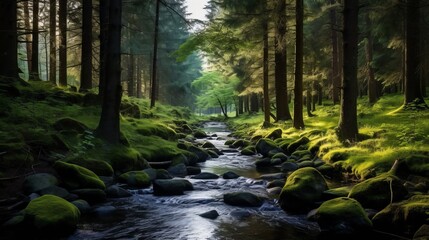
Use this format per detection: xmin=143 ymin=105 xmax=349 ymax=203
xmin=66 ymin=157 xmax=114 ymax=176
xmin=118 ymin=171 xmax=151 ymax=188
xmin=53 ymin=161 xmax=105 ymax=190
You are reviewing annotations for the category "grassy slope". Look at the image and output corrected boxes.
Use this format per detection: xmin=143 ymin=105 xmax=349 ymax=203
xmin=228 ymin=94 xmax=429 ymax=179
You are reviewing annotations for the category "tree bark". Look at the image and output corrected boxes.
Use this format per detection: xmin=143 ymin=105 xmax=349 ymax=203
xmin=294 ymin=0 xmax=305 ymax=129
xmin=365 ymin=13 xmax=377 ymax=104
xmin=96 ymin=0 xmax=123 ymax=144
xmin=330 ymin=0 xmax=340 ymax=104
xmin=80 ymin=0 xmax=93 ymax=91
xmin=98 ymin=0 xmax=109 ymax=97
xmin=275 ymin=0 xmax=292 ymax=121
xmin=250 ymin=93 xmax=259 ymax=112
xmin=136 ymin=56 xmax=142 ymax=98
xmin=263 ymin=16 xmax=270 ymax=126
xmin=238 ymin=96 xmax=244 ymax=115
xmin=58 ymin=0 xmax=67 ymax=86
xmin=0 ymin=0 xmax=18 ymax=79
xmin=23 ymin=1 xmax=32 ymax=77
xmin=337 ymin=0 xmax=359 ymax=142
xmin=150 ymin=0 xmax=160 ymax=108
xmin=49 ymin=0 xmax=57 ymax=85
xmin=127 ymin=54 xmax=135 ymax=97
xmin=404 ymin=0 xmax=426 ymax=106
xmin=30 ymin=0 xmax=40 ymax=81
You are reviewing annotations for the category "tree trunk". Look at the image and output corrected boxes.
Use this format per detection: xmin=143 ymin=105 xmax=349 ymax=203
xmin=244 ymin=95 xmax=250 ymax=113
xmin=337 ymin=0 xmax=359 ymax=142
xmin=238 ymin=96 xmax=244 ymax=114
xmin=263 ymin=16 xmax=270 ymax=126
xmin=404 ymin=0 xmax=426 ymax=107
xmin=330 ymin=0 xmax=340 ymax=104
xmin=250 ymin=93 xmax=259 ymax=112
xmin=136 ymin=56 xmax=142 ymax=98
xmin=30 ymin=0 xmax=40 ymax=81
xmin=306 ymin=84 xmax=313 ymax=117
xmin=294 ymin=0 xmax=305 ymax=129
xmin=49 ymin=0 xmax=57 ymax=85
xmin=23 ymin=1 xmax=32 ymax=77
xmin=0 ymin=0 xmax=18 ymax=79
xmin=80 ymin=0 xmax=93 ymax=92
xmin=58 ymin=0 xmax=67 ymax=86
xmin=96 ymin=0 xmax=123 ymax=144
xmin=127 ymin=54 xmax=135 ymax=97
xmin=150 ymin=0 xmax=160 ymax=108
xmin=365 ymin=13 xmax=377 ymax=104
xmin=275 ymin=0 xmax=292 ymax=121
xmin=99 ymin=0 xmax=109 ymax=97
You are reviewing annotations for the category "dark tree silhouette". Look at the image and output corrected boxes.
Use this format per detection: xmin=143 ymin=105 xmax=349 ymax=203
xmin=0 ymin=0 xmax=18 ymax=79
xmin=80 ymin=0 xmax=93 ymax=91
xmin=294 ymin=0 xmax=305 ymax=129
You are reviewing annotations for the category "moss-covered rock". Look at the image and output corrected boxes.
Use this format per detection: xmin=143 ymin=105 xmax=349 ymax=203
xmin=23 ymin=173 xmax=58 ymax=194
xmin=187 ymin=145 xmax=209 ymax=162
xmin=186 ymin=166 xmax=201 ymax=175
xmin=241 ymin=146 xmax=256 ymax=156
xmin=24 ymin=195 xmax=80 ymax=235
xmin=315 ymin=197 xmax=372 ymax=236
xmin=156 ymin=169 xmax=173 ymax=179
xmin=231 ymin=139 xmax=251 ymax=148
xmin=67 ymin=158 xmax=114 ymax=176
xmin=255 ymin=138 xmax=282 ymax=157
xmin=71 ymin=199 xmax=91 ymax=214
xmin=254 ymin=158 xmax=272 ymax=168
xmin=286 ymin=137 xmax=310 ymax=154
xmin=222 ymin=171 xmax=240 ymax=179
xmin=106 ymin=185 xmax=132 ymax=198
xmin=191 ymin=172 xmax=219 ymax=179
xmin=224 ymin=139 xmax=235 ymax=146
xmin=414 ymin=224 xmax=429 ymax=240
xmin=53 ymin=161 xmax=105 ymax=190
xmin=107 ymin=146 xmax=149 ymax=174
xmin=193 ymin=129 xmax=208 ymax=138
xmin=280 ymin=161 xmax=299 ymax=173
xmin=372 ymin=195 xmax=429 ymax=236
xmin=201 ymin=141 xmax=215 ymax=149
xmin=271 ymin=152 xmax=288 ymax=161
xmin=265 ymin=128 xmax=282 ymax=140
xmin=348 ymin=173 xmax=408 ymax=209
xmin=279 ymin=167 xmax=328 ymax=213
xmin=291 ymin=150 xmax=312 ymax=160
xmin=120 ymin=101 xmax=140 ymax=118
xmin=53 ymin=117 xmax=88 ymax=134
xmin=322 ymin=186 xmax=352 ymax=200
xmin=167 ymin=163 xmax=188 ymax=177
xmin=118 ymin=171 xmax=151 ymax=188
xmin=207 ymin=150 xmax=219 ymax=158
xmin=223 ymin=192 xmax=263 ymax=207
xmin=135 ymin=123 xmax=177 ymax=140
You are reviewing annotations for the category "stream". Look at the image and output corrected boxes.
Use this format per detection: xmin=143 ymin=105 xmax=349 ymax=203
xmin=69 ymin=122 xmax=320 ymax=240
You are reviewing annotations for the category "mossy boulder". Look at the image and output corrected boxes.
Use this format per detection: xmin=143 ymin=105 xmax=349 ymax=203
xmin=201 ymin=141 xmax=215 ymax=149
xmin=167 ymin=163 xmax=188 ymax=177
xmin=186 ymin=166 xmax=202 ymax=175
xmin=272 ymin=152 xmax=288 ymax=161
xmin=254 ymin=158 xmax=272 ymax=168
xmin=222 ymin=171 xmax=240 ymax=179
xmin=53 ymin=161 xmax=105 ymax=190
xmin=193 ymin=129 xmax=208 ymax=138
xmin=241 ymin=146 xmax=256 ymax=156
xmin=107 ymin=147 xmax=149 ymax=174
xmin=120 ymin=101 xmax=140 ymax=118
xmin=24 ymin=195 xmax=80 ymax=236
xmin=67 ymin=158 xmax=114 ymax=176
xmin=23 ymin=173 xmax=59 ymax=194
xmin=153 ymin=179 xmax=193 ymax=196
xmin=191 ymin=172 xmax=219 ymax=179
xmin=223 ymin=192 xmax=263 ymax=207
xmin=286 ymin=137 xmax=310 ymax=154
xmin=156 ymin=169 xmax=173 ymax=179
xmin=255 ymin=138 xmax=282 ymax=157
xmin=414 ymin=225 xmax=429 ymax=240
xmin=279 ymin=167 xmax=328 ymax=213
xmin=187 ymin=145 xmax=209 ymax=162
xmin=118 ymin=171 xmax=151 ymax=188
xmin=136 ymin=123 xmax=177 ymax=140
xmin=265 ymin=128 xmax=282 ymax=140
xmin=314 ymin=197 xmax=372 ymax=236
xmin=224 ymin=139 xmax=235 ymax=146
xmin=280 ymin=161 xmax=299 ymax=173
xmin=291 ymin=150 xmax=312 ymax=160
xmin=231 ymin=139 xmax=251 ymax=148
xmin=348 ymin=173 xmax=408 ymax=209
xmin=53 ymin=117 xmax=88 ymax=134
xmin=372 ymin=195 xmax=429 ymax=236
xmin=322 ymin=186 xmax=352 ymax=200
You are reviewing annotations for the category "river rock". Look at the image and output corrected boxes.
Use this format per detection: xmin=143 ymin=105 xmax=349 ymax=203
xmin=271 ymin=152 xmax=288 ymax=161
xmin=191 ymin=172 xmax=219 ymax=179
xmin=92 ymin=206 xmax=117 ymax=217
xmin=71 ymin=199 xmax=91 ymax=214
xmin=266 ymin=179 xmax=285 ymax=189
xmin=232 ymin=139 xmax=250 ymax=148
xmin=241 ymin=146 xmax=256 ymax=156
xmin=118 ymin=171 xmax=151 ymax=188
xmin=202 ymin=141 xmax=215 ymax=148
xmin=153 ymin=179 xmax=193 ymax=196
xmin=255 ymin=138 xmax=282 ymax=157
xmin=259 ymin=173 xmax=286 ymax=181
xmin=106 ymin=185 xmax=132 ymax=198
xmin=207 ymin=150 xmax=219 ymax=158
xmin=199 ymin=210 xmax=219 ymax=219
xmin=143 ymin=168 xmax=157 ymax=181
xmin=71 ymin=189 xmax=106 ymax=204
xmin=286 ymin=137 xmax=310 ymax=154
xmin=53 ymin=161 xmax=105 ymax=190
xmin=279 ymin=167 xmax=328 ymax=213
xmin=297 ymin=160 xmax=314 ymax=168
xmin=322 ymin=186 xmax=352 ymax=200
xmin=23 ymin=173 xmax=59 ymax=194
xmin=280 ymin=161 xmax=299 ymax=173
xmin=224 ymin=192 xmax=263 ymax=207
xmin=193 ymin=129 xmax=208 ymax=138
xmin=167 ymin=163 xmax=188 ymax=177
xmin=222 ymin=171 xmax=240 ymax=179
xmin=265 ymin=128 xmax=282 ymax=140
xmin=188 ymin=146 xmax=210 ymax=162
xmin=254 ymin=158 xmax=272 ymax=168
xmin=372 ymin=195 xmax=429 ymax=236
xmin=348 ymin=173 xmax=408 ymax=209
xmin=156 ymin=169 xmax=173 ymax=179
xmin=186 ymin=166 xmax=202 ymax=175
xmin=267 ymin=187 xmax=282 ymax=195
xmin=38 ymin=185 xmax=70 ymax=199
xmin=24 ymin=195 xmax=80 ymax=236
xmin=66 ymin=158 xmax=114 ymax=177
xmin=315 ymin=197 xmax=372 ymax=236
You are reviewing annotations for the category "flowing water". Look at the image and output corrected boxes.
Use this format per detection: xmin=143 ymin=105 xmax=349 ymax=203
xmin=69 ymin=121 xmax=320 ymax=240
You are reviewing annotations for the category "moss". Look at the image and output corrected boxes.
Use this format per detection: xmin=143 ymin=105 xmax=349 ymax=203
xmin=193 ymin=129 xmax=208 ymax=138
xmin=53 ymin=161 xmax=105 ymax=190
xmin=133 ymin=136 xmax=188 ymax=163
xmin=279 ymin=167 xmax=328 ymax=213
xmin=255 ymin=138 xmax=281 ymax=157
xmin=105 ymin=146 xmax=149 ymax=174
xmin=348 ymin=172 xmax=408 ymax=209
xmin=287 ymin=137 xmax=310 ymax=154
xmin=403 ymin=154 xmax=429 ymax=177
xmin=24 ymin=195 xmax=80 ymax=234
xmin=135 ymin=121 xmax=177 ymax=140
xmin=118 ymin=171 xmax=151 ymax=188
xmin=53 ymin=117 xmax=88 ymax=133
xmin=66 ymin=157 xmax=114 ymax=176
xmin=225 ymin=139 xmax=235 ymax=146
xmin=316 ymin=197 xmax=372 ymax=234
xmin=241 ymin=146 xmax=256 ymax=156
xmin=265 ymin=128 xmax=282 ymax=140
xmin=291 ymin=150 xmax=312 ymax=160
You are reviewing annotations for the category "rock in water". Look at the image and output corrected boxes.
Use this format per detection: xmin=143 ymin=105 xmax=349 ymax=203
xmin=222 ymin=171 xmax=240 ymax=179
xmin=224 ymin=192 xmax=263 ymax=207
xmin=23 ymin=173 xmax=58 ymax=194
xmin=191 ymin=172 xmax=219 ymax=179
xmin=199 ymin=210 xmax=219 ymax=219
xmin=153 ymin=179 xmax=193 ymax=196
